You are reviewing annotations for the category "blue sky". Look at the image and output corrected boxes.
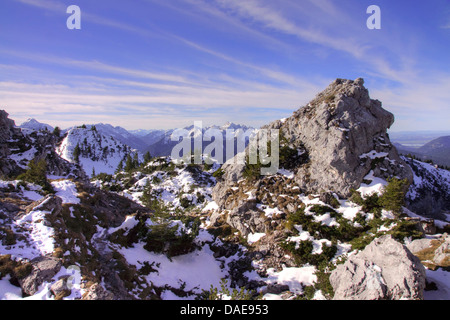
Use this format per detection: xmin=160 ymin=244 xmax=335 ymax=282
xmin=0 ymin=0 xmax=449 ymax=131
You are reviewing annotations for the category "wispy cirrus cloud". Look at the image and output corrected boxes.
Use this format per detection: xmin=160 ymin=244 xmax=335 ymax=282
xmin=209 ymin=0 xmax=368 ymax=59
xmin=3 ymin=0 xmax=449 ymax=132
xmin=14 ymin=0 xmax=157 ymax=36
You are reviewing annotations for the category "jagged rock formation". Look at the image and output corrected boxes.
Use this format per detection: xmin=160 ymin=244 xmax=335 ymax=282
xmin=0 ymin=110 xmax=23 ymax=177
xmin=0 ymin=110 xmax=85 ymax=179
xmin=213 ymin=78 xmax=413 ymax=208
xmin=330 ymin=235 xmax=426 ymax=300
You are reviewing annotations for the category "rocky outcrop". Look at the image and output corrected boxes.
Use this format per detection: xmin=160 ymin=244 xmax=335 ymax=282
xmin=407 ymin=234 xmax=450 ymax=270
xmin=82 ymin=283 xmax=114 ymax=300
xmin=0 ymin=110 xmax=87 ymax=180
xmin=19 ymin=256 xmax=62 ymax=296
xmin=225 ymin=202 xmax=267 ymax=237
xmin=212 ymin=78 xmax=413 ymax=208
xmin=330 ymin=235 xmax=426 ymax=300
xmin=0 ymin=110 xmax=24 ymax=177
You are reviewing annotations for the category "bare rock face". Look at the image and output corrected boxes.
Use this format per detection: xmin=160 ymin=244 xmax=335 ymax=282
xmin=212 ymin=78 xmax=413 ymax=208
xmin=0 ymin=109 xmax=87 ymax=180
xmin=330 ymin=235 xmax=426 ymax=300
xmin=226 ymin=202 xmax=267 ymax=237
xmin=407 ymin=233 xmax=450 ymax=269
xmin=19 ymin=256 xmax=62 ymax=296
xmin=268 ymin=78 xmax=412 ymax=198
xmin=82 ymin=283 xmax=114 ymax=300
xmin=0 ymin=110 xmax=23 ymax=176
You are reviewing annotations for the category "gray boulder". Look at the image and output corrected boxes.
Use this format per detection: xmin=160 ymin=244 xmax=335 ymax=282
xmin=407 ymin=234 xmax=450 ymax=268
xmin=434 ymin=235 xmax=450 ymax=266
xmin=50 ymin=277 xmax=72 ymax=299
xmin=406 ymin=238 xmax=433 ymax=254
xmin=330 ymin=235 xmax=426 ymax=300
xmin=19 ymin=256 xmax=62 ymax=296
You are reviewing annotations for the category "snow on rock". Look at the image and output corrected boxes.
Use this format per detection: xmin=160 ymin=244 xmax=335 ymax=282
xmin=202 ymin=201 xmax=219 ymax=213
xmin=247 ymin=232 xmax=266 ymax=244
xmin=51 ymin=180 xmax=80 ymax=204
xmin=16 ymin=208 xmax=55 ymax=258
xmin=357 ymin=170 xmax=388 ymax=197
xmin=336 ymin=199 xmax=360 ymax=221
xmin=256 ymin=204 xmax=284 ymax=219
xmin=9 ymin=146 xmax=37 ymax=169
xmin=424 ymin=268 xmax=450 ymax=300
xmin=359 ymin=150 xmax=389 ymax=160
xmin=0 ymin=276 xmax=23 ymax=300
xmin=246 ymin=264 xmax=317 ymax=297
xmin=119 ymin=242 xmax=225 ymax=297
xmin=107 ymin=215 xmax=140 ymax=235
xmin=277 ymin=168 xmax=294 ymax=179
xmin=264 ymin=266 xmax=317 ymax=295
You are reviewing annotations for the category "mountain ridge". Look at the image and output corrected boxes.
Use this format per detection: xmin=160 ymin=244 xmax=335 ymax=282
xmin=394 ymin=136 xmax=450 ymax=167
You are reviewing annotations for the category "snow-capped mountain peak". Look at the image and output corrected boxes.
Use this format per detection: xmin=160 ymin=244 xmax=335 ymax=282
xmin=20 ymin=118 xmax=54 ymax=132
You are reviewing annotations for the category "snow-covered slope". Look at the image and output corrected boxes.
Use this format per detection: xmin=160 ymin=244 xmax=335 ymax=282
xmin=402 ymin=156 xmax=450 ymax=220
xmin=57 ymin=127 xmax=142 ymax=178
xmin=62 ymin=124 xmax=148 ymax=152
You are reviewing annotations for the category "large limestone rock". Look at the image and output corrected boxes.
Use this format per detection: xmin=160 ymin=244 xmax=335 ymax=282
xmin=330 ymin=235 xmax=426 ymax=300
xmin=407 ymin=234 xmax=450 ymax=269
xmin=19 ymin=256 xmax=62 ymax=296
xmin=268 ymin=78 xmax=412 ymax=197
xmin=212 ymin=78 xmax=413 ymax=208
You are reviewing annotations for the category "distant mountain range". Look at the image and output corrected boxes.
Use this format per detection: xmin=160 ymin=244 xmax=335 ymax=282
xmin=145 ymin=122 xmax=254 ymax=160
xmin=393 ymin=136 xmax=450 ymax=167
xmin=389 ymin=130 xmax=450 ymax=147
xmin=19 ymin=119 xmax=253 ymax=171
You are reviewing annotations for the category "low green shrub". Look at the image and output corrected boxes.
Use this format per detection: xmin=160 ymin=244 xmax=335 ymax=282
xmin=17 ymin=158 xmax=54 ymax=194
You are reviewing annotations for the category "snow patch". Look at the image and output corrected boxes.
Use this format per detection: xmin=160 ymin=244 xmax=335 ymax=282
xmin=51 ymin=180 xmax=80 ymax=204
